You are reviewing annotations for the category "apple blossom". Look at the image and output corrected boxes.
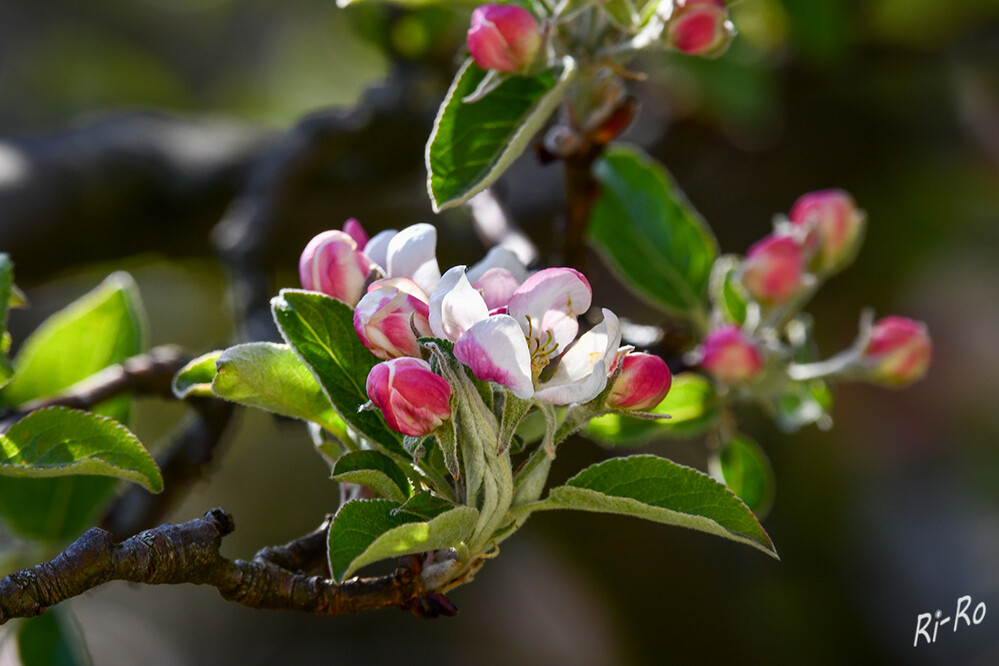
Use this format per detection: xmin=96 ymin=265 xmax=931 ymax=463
xmin=353 ymin=278 xmax=432 ymax=360
xmin=298 ymin=230 xmax=375 ymax=307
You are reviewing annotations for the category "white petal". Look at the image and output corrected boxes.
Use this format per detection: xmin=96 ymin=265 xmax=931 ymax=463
xmin=534 ymin=309 xmax=621 ymax=405
xmin=508 ymin=267 xmax=592 ymax=351
xmin=467 ymin=246 xmax=528 ymax=284
xmin=364 ymin=229 xmax=397 ymax=270
xmin=534 ymin=360 xmax=607 ymax=405
xmin=429 ymin=266 xmax=489 ymax=341
xmin=387 ymin=223 xmax=441 ymax=294
xmin=454 ymin=315 xmax=534 ymax=399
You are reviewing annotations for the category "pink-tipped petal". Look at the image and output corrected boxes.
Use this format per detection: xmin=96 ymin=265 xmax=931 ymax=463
xmin=454 ymin=315 xmax=534 ymax=399
xmin=342 ymin=218 xmax=370 ymax=250
xmin=508 ymin=267 xmax=592 ymax=352
xmin=429 ymin=266 xmax=490 ymax=341
xmin=298 ymin=230 xmax=374 ymax=306
xmin=354 ymin=285 xmax=432 ymax=360
xmin=366 ymin=358 xmax=452 ymax=436
xmin=473 ymin=268 xmax=521 ymax=310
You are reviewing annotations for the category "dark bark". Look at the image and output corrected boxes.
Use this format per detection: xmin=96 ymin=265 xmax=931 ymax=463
xmin=0 ymin=509 xmax=455 ymax=622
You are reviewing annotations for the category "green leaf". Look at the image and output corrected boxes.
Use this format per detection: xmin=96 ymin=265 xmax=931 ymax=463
xmin=17 ymin=607 xmax=92 ymax=666
xmin=0 ymin=407 xmax=162 ymax=493
xmin=171 ymin=351 xmax=221 ymax=399
xmin=330 ymin=450 xmax=411 ymax=502
xmin=585 ymin=372 xmax=719 ymax=446
xmin=271 ymin=289 xmax=404 ymax=457
xmin=709 ymin=254 xmax=751 ymax=326
xmin=534 ymin=455 xmax=777 ymax=557
xmin=589 ymin=145 xmax=718 ymax=324
xmin=327 ymin=499 xmax=478 ymax=581
xmin=0 ymin=254 xmax=16 ymax=389
xmin=212 ymin=342 xmax=345 ymax=434
xmin=0 ymin=273 xmax=145 ymax=542
xmin=427 ymin=57 xmax=577 ymax=212
xmin=709 ymin=435 xmax=775 ymax=518
xmin=393 ymin=491 xmax=456 ymax=520
xmin=772 ymin=379 xmax=832 ymax=433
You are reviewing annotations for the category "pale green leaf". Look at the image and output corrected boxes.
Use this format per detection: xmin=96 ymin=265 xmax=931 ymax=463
xmin=0 ymin=407 xmax=162 ymax=493
xmin=327 ymin=499 xmax=478 ymax=581
xmin=171 ymin=351 xmax=221 ymax=399
xmin=534 ymin=455 xmax=776 ymax=557
xmin=330 ymin=450 xmax=411 ymax=502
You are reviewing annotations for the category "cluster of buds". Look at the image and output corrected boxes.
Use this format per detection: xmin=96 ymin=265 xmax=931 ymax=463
xmin=698 ymin=190 xmax=930 ymax=394
xmin=300 ymin=221 xmax=673 ymax=437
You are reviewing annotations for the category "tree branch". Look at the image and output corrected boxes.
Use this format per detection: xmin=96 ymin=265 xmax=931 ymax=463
xmin=0 ymin=509 xmax=457 ymax=623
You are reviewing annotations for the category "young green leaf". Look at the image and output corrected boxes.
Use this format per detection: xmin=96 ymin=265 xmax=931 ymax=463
xmin=589 ymin=145 xmax=718 ymax=326
xmin=0 ymin=254 xmax=14 ymax=389
xmin=533 ymin=455 xmax=777 ymax=557
xmin=709 ymin=435 xmax=775 ymax=518
xmin=0 ymin=407 xmax=162 ymax=493
xmin=330 ymin=450 xmax=411 ymax=502
xmin=585 ymin=372 xmax=718 ymax=446
xmin=327 ymin=499 xmax=478 ymax=581
xmin=171 ymin=350 xmax=222 ymax=399
xmin=427 ymin=56 xmax=577 ymax=212
xmin=211 ymin=342 xmax=345 ymax=435
xmin=393 ymin=491 xmax=456 ymax=520
xmin=0 ymin=273 xmax=145 ymax=542
xmin=772 ymin=379 xmax=833 ymax=433
xmin=271 ymin=289 xmax=404 ymax=456
xmin=709 ymin=254 xmax=752 ymax=326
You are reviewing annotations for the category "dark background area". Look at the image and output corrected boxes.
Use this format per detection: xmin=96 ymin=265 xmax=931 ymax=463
xmin=1 ymin=0 xmax=999 ymax=663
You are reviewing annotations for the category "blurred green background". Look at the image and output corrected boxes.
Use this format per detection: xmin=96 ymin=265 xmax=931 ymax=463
xmin=1 ymin=0 xmax=999 ymax=663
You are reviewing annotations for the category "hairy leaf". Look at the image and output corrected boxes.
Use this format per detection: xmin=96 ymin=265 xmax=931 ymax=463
xmin=535 ymin=455 xmax=776 ymax=557
xmin=330 ymin=450 xmax=411 ymax=502
xmin=0 ymin=273 xmax=145 ymax=542
xmin=171 ymin=350 xmax=221 ymax=399
xmin=427 ymin=57 xmax=577 ymax=211
xmin=0 ymin=407 xmax=162 ymax=493
xmin=328 ymin=499 xmax=478 ymax=581
xmin=589 ymin=145 xmax=718 ymax=323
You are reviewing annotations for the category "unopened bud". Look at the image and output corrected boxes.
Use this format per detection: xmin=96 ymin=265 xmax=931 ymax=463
xmin=788 ymin=189 xmax=865 ymax=273
xmin=366 ymin=358 xmax=452 ymax=436
xmin=742 ymin=234 xmax=804 ymax=306
xmin=467 ymin=4 xmax=542 ymax=73
xmin=299 ymin=230 xmax=375 ymax=307
xmin=606 ymin=352 xmax=672 ymax=411
xmin=667 ymin=0 xmax=734 ymax=58
xmin=354 ymin=278 xmax=433 ymax=360
xmin=863 ymin=316 xmax=931 ymax=386
xmin=700 ymin=325 xmax=764 ymax=384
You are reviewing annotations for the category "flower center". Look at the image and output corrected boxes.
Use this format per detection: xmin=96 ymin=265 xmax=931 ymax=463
xmin=525 ymin=316 xmax=558 ymax=379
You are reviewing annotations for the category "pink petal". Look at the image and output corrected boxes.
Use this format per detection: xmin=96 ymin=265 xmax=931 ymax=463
xmin=454 ymin=315 xmax=534 ymax=399
xmin=508 ymin=267 xmax=592 ymax=352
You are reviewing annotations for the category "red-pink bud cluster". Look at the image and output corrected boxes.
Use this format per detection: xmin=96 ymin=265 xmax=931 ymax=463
xmin=667 ymin=0 xmax=733 ymax=57
xmin=700 ymin=325 xmax=764 ymax=384
xmin=863 ymin=316 xmax=931 ymax=386
xmin=606 ymin=352 xmax=672 ymax=411
xmin=467 ymin=4 xmax=542 ymax=73
xmin=742 ymin=234 xmax=804 ymax=306
xmin=789 ymin=189 xmax=865 ymax=273
xmin=366 ymin=357 xmax=452 ymax=436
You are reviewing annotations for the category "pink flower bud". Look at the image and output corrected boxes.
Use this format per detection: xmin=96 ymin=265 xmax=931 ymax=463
xmin=701 ymin=325 xmax=764 ymax=384
xmin=667 ymin=0 xmax=733 ymax=57
xmin=788 ymin=189 xmax=865 ymax=273
xmin=863 ymin=316 xmax=931 ymax=386
xmin=366 ymin=357 xmax=452 ymax=437
xmin=606 ymin=352 xmax=672 ymax=411
xmin=467 ymin=4 xmax=542 ymax=73
xmin=299 ymin=230 xmax=375 ymax=307
xmin=742 ymin=234 xmax=804 ymax=306
xmin=342 ymin=218 xmax=369 ymax=251
xmin=354 ymin=278 xmax=433 ymax=360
